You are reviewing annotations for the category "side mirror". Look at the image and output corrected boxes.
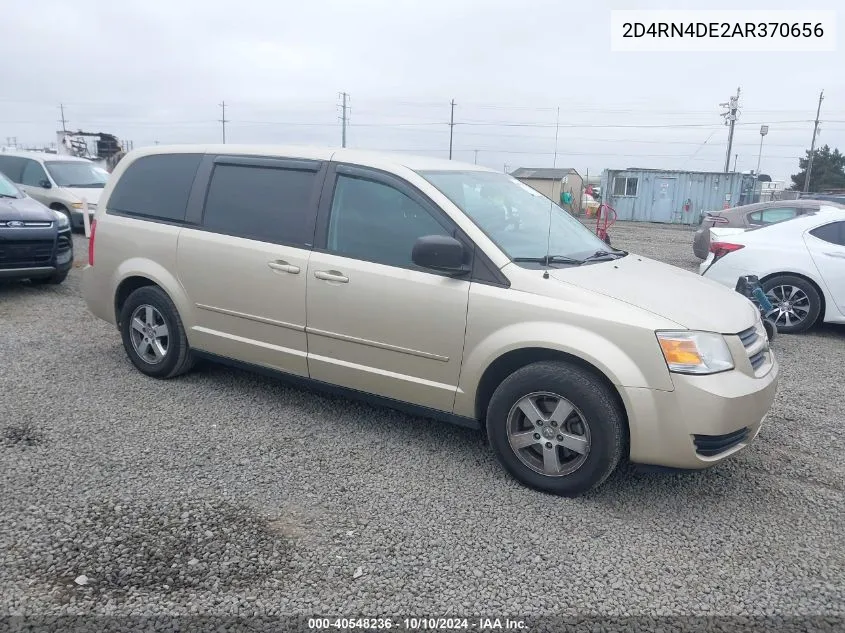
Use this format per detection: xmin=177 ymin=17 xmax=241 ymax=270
xmin=412 ymin=235 xmax=469 ymax=274
xmin=39 ymin=179 xmax=52 ymax=189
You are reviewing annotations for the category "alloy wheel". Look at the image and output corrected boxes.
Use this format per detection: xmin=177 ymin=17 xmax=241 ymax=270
xmin=764 ymin=285 xmax=811 ymax=328
xmin=129 ymin=304 xmax=170 ymax=365
xmin=506 ymin=391 xmax=591 ymax=477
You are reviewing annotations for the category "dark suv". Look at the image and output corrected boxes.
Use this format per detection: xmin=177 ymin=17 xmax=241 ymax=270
xmin=0 ymin=171 xmax=73 ymax=285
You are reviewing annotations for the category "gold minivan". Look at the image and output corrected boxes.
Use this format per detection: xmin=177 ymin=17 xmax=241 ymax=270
xmin=82 ymin=145 xmax=779 ymax=496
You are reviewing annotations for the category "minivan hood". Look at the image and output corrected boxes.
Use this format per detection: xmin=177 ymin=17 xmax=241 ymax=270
xmin=0 ymin=195 xmax=54 ymax=222
xmin=66 ymin=188 xmax=102 ymax=205
xmin=549 ymin=254 xmax=757 ymax=333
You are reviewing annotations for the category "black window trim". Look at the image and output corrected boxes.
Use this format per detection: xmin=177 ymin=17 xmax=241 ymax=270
xmin=189 ymin=154 xmax=327 ymax=249
xmin=313 ymin=162 xmax=509 ymax=287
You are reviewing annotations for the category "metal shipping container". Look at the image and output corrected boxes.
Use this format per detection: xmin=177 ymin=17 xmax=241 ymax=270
xmin=600 ymin=169 xmax=757 ymax=224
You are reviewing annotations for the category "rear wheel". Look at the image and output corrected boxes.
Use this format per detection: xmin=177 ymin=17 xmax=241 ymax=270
xmin=486 ymin=361 xmax=625 ymax=496
xmin=761 ymin=275 xmax=821 ymax=334
xmin=119 ymin=286 xmax=195 ymax=378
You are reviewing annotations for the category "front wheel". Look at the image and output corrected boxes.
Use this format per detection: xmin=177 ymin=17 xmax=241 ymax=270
xmin=486 ymin=361 xmax=625 ymax=496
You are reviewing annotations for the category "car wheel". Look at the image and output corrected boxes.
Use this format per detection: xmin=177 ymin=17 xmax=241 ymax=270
xmin=761 ymin=275 xmax=821 ymax=334
xmin=119 ymin=286 xmax=195 ymax=378
xmin=30 ymin=270 xmax=69 ymax=285
xmin=486 ymin=361 xmax=625 ymax=497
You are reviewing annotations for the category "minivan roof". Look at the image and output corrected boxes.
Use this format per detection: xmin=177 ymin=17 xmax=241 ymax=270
xmin=0 ymin=150 xmax=96 ymax=163
xmin=124 ymin=144 xmax=497 ymax=174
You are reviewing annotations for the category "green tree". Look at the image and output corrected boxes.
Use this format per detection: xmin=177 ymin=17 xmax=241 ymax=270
xmin=789 ymin=144 xmax=845 ymax=191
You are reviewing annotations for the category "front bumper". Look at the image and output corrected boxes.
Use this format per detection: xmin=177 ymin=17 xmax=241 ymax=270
xmin=0 ymin=227 xmax=73 ymax=280
xmin=623 ymin=354 xmax=779 ymax=469
xmin=69 ymin=207 xmax=96 ymax=230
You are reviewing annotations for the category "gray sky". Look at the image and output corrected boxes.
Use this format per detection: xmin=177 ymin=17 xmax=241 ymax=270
xmin=1 ymin=0 xmax=843 ymax=182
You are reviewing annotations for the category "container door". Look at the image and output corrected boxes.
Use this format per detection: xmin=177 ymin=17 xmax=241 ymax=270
xmin=651 ymin=177 xmax=676 ymax=222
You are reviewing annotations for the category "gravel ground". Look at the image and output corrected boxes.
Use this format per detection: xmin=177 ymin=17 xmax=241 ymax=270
xmin=1 ymin=223 xmax=844 ymax=625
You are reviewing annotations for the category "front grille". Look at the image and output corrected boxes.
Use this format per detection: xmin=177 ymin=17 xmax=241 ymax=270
xmin=749 ymin=350 xmax=766 ymax=370
xmin=0 ymin=239 xmax=55 ymax=268
xmin=738 ymin=326 xmax=759 ymax=348
xmin=57 ymin=234 xmax=72 ymax=251
xmin=693 ymin=428 xmax=750 ymax=457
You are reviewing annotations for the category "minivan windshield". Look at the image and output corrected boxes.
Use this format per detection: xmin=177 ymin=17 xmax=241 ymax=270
xmin=45 ymin=161 xmax=108 ymax=188
xmin=419 ymin=170 xmax=618 ymax=264
xmin=0 ymin=171 xmax=21 ymax=198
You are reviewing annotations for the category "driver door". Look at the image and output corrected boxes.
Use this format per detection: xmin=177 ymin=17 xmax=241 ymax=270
xmin=18 ymin=159 xmax=52 ymax=205
xmin=305 ymin=165 xmax=472 ymax=412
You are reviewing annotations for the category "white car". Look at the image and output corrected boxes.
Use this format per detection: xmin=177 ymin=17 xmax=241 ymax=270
xmin=700 ymin=206 xmax=845 ymax=333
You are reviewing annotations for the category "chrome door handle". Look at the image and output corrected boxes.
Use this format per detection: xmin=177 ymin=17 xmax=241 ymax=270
xmin=824 ymin=252 xmax=845 ymax=259
xmin=267 ymin=260 xmax=300 ymax=274
xmin=314 ymin=270 xmax=349 ymax=283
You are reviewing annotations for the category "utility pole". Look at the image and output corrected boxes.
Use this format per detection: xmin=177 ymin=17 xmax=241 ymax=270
xmin=504 ymin=163 xmax=509 ymax=174
xmin=733 ymin=153 xmax=738 ymax=172
xmin=804 ymin=90 xmax=824 ymax=193
xmin=553 ymin=106 xmax=560 ymax=168
xmin=338 ymin=92 xmax=349 ymax=148
xmin=218 ymin=101 xmax=229 ymax=144
xmin=448 ymin=99 xmax=456 ymax=159
xmin=474 ymin=149 xmax=479 ymax=164
xmin=756 ymin=125 xmax=769 ymax=175
xmin=720 ymin=87 xmax=740 ymax=173
xmin=59 ymin=104 xmax=68 ymax=132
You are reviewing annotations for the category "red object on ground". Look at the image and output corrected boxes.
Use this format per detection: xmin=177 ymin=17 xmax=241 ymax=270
xmin=595 ymin=203 xmax=617 ymax=243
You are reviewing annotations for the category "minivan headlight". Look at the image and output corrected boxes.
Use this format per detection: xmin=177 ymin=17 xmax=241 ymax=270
xmin=656 ymin=331 xmax=734 ymax=375
xmin=52 ymin=210 xmax=70 ymax=228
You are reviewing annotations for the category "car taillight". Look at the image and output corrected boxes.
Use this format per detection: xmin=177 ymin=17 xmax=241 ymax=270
xmin=88 ymin=219 xmax=97 ymax=266
xmin=709 ymin=241 xmax=744 ymax=259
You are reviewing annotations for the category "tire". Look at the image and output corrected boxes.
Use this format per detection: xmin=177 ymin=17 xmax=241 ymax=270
xmin=761 ymin=275 xmax=821 ymax=334
xmin=486 ymin=361 xmax=625 ymax=497
xmin=118 ymin=286 xmax=195 ymax=378
xmin=30 ymin=270 xmax=69 ymax=285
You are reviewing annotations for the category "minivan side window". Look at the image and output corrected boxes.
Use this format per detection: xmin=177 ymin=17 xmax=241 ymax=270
xmin=201 ymin=164 xmax=316 ymax=246
xmin=108 ymin=154 xmax=202 ymax=222
xmin=20 ymin=160 xmax=48 ymax=187
xmin=810 ymin=221 xmax=845 ymax=246
xmin=326 ymin=174 xmax=450 ymax=268
xmin=0 ymin=156 xmax=26 ymax=182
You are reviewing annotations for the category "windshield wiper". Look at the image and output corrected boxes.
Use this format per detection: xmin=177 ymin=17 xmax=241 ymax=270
xmin=66 ymin=183 xmax=105 ymax=188
xmin=579 ymin=250 xmax=626 ymax=264
xmin=513 ymin=255 xmax=583 ymax=265
xmin=0 ymin=193 xmax=18 ymax=199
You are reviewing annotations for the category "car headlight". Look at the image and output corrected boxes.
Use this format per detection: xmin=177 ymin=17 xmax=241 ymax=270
xmin=656 ymin=331 xmax=734 ymax=375
xmin=52 ymin=210 xmax=70 ymax=228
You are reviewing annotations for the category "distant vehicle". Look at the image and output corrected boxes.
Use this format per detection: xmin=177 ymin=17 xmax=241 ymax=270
xmin=692 ymin=199 xmax=837 ymax=259
xmin=799 ymin=193 xmax=845 ymax=205
xmin=83 ymin=145 xmax=778 ymax=496
xmin=700 ymin=206 xmax=845 ymax=333
xmin=0 ymin=171 xmax=73 ymax=285
xmin=0 ymin=151 xmax=108 ymax=232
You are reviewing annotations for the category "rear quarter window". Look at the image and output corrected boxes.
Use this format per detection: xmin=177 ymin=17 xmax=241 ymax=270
xmin=107 ymin=154 xmax=202 ymax=222
xmin=810 ymin=221 xmax=845 ymax=246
